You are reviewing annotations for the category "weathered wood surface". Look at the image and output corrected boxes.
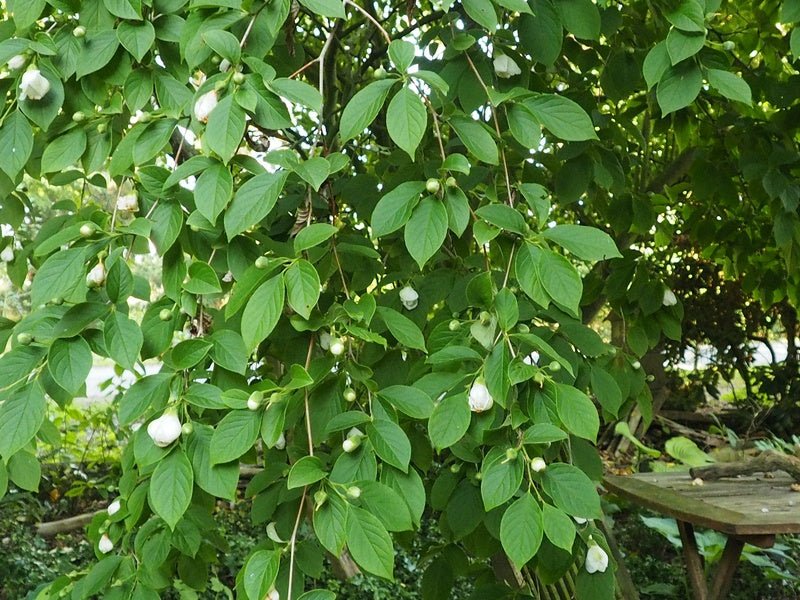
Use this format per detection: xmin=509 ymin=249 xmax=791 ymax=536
xmin=604 ymin=471 xmax=800 ymax=536
xmin=690 ymin=451 xmax=800 ymax=482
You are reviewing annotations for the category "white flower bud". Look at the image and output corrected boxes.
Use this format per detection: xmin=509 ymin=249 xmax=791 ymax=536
xmin=98 ymin=533 xmax=114 ymax=554
xmin=346 ymin=486 xmax=361 ymax=499
xmin=584 ymin=542 xmax=609 ymax=574
xmin=247 ymin=391 xmax=263 ymax=411
xmin=116 ymin=194 xmax=139 ymax=213
xmin=662 ymin=289 xmax=678 ymax=306
xmin=219 ymin=58 xmax=231 ymax=72
xmin=19 ymin=69 xmax=50 ymax=101
xmin=222 ymin=271 xmax=233 ymax=283
xmin=146 ymin=410 xmax=182 ymax=447
xmin=319 ymin=331 xmax=331 ymax=350
xmin=194 ymin=90 xmax=218 ymax=123
xmin=329 ymin=337 xmax=345 ymax=356
xmin=274 ymin=432 xmax=286 ymax=450
xmin=493 ymin=54 xmax=521 ymax=79
xmin=107 ymin=499 xmax=121 ymax=516
xmin=530 ymin=457 xmax=547 ymax=472
xmin=347 ymin=427 xmax=364 ymax=439
xmin=267 ymin=588 xmax=279 ymax=600
xmin=468 ymin=379 xmax=493 ymax=413
xmin=399 ymin=285 xmax=419 ymax=310
xmin=86 ymin=263 xmax=106 ymax=287
xmin=523 ymin=351 xmax=540 ymax=366
xmin=1 ymin=246 xmax=14 ymax=263
xmin=342 ymin=438 xmax=359 ymax=453
xmin=573 ymin=516 xmax=588 ymax=525
xmin=8 ymin=55 xmax=26 ymax=70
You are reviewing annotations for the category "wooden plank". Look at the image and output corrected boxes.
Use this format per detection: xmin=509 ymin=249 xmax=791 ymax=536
xmin=709 ymin=537 xmax=744 ymax=600
xmin=604 ymin=474 xmax=800 ymax=535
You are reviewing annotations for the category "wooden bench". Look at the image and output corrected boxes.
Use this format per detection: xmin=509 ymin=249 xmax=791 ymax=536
xmin=604 ymin=471 xmax=800 ymax=600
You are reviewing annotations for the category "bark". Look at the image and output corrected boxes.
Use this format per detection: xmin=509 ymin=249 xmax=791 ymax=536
xmin=689 ymin=451 xmax=800 ymax=482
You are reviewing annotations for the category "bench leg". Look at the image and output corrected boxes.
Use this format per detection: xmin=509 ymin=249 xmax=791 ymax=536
xmin=677 ymin=521 xmax=708 ymax=600
xmin=709 ymin=537 xmax=744 ymax=600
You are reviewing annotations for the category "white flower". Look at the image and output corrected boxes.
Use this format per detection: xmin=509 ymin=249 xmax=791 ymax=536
xmin=98 ymin=534 xmax=114 ymax=554
xmin=319 ymin=331 xmax=331 ymax=350
xmin=130 ymin=422 xmax=142 ymax=432
xmin=86 ymin=263 xmax=106 ymax=287
xmin=399 ymin=285 xmax=419 ymax=310
xmin=219 ymin=59 xmax=231 ymax=73
xmin=116 ymin=194 xmax=139 ymax=213
xmin=19 ymin=69 xmax=50 ymax=101
xmin=530 ymin=457 xmax=547 ymax=472
xmin=493 ymin=54 xmax=521 ymax=79
xmin=342 ymin=429 xmax=363 ymax=454
xmin=267 ymin=588 xmax=279 ymax=600
xmin=194 ymin=90 xmax=218 ymax=122
xmin=8 ymin=55 xmax=26 ymax=70
xmin=1 ymin=246 xmax=14 ymax=263
xmin=468 ymin=379 xmax=493 ymax=413
xmin=329 ymin=337 xmax=345 ymax=356
xmin=662 ymin=289 xmax=677 ymax=307
xmin=585 ymin=542 xmax=609 ymax=574
xmin=274 ymin=432 xmax=286 ymax=450
xmin=573 ymin=516 xmax=588 ymax=524
xmin=147 ymin=410 xmax=182 ymax=447
xmin=222 ymin=271 xmax=233 ymax=283
xmin=107 ymin=499 xmax=121 ymax=516
xmin=523 ymin=351 xmax=540 ymax=366
xmin=347 ymin=427 xmax=364 ymax=439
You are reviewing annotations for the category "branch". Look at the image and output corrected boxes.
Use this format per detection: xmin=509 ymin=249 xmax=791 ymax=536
xmin=689 ymin=451 xmax=800 ymax=483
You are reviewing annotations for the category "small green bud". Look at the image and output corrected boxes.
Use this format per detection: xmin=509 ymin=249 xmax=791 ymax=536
xmin=73 ymin=26 xmax=86 ymax=38
xmin=79 ymin=223 xmax=95 ymax=237
xmin=631 ymin=360 xmax=641 ymax=370
xmin=52 ymin=296 xmax=64 ymax=306
xmin=255 ymin=256 xmax=270 ymax=269
xmin=189 ymin=224 xmax=201 ymax=232
xmin=373 ymin=66 xmax=387 ymax=80
xmin=159 ymin=308 xmax=172 ymax=321
xmin=314 ymin=490 xmax=328 ymax=508
xmin=211 ymin=55 xmax=221 ymax=65
xmin=445 ymin=176 xmax=457 ymax=188
xmin=343 ymin=387 xmax=357 ymax=403
xmin=72 ymin=111 xmax=86 ymax=123
xmin=448 ymin=319 xmax=461 ymax=331
xmin=722 ymin=40 xmax=735 ymax=51
xmin=96 ymin=123 xmax=107 ymax=134
xmin=17 ymin=332 xmax=33 ymax=346
xmin=346 ymin=486 xmax=361 ymax=499
xmin=479 ymin=311 xmax=492 ymax=326
xmin=505 ymin=448 xmax=518 ymax=461
xmin=425 ymin=178 xmax=441 ymax=194
xmin=449 ymin=463 xmax=461 ymax=473
xmin=181 ymin=422 xmax=194 ymax=436
xmin=548 ymin=361 xmax=561 ymax=372
xmin=233 ymin=72 xmax=245 ymax=84
xmin=247 ymin=391 xmax=264 ymax=411
xmin=516 ymin=323 xmax=530 ymax=334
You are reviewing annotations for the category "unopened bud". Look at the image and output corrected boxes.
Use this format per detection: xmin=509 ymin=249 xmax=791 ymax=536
xmin=530 ymin=457 xmax=547 ymax=472
xmin=346 ymin=486 xmax=361 ymax=499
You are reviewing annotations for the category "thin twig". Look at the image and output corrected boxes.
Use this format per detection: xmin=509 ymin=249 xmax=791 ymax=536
xmin=303 ymin=336 xmax=315 ymax=456
xmin=286 ymin=490 xmax=307 ymax=600
xmin=343 ymin=0 xmax=392 ymax=43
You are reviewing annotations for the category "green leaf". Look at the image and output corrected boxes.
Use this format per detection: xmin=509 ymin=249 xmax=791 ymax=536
xmin=294 ymin=156 xmax=330 ymax=191
xmin=210 ymin=409 xmax=261 ymax=464
xmin=643 ymin=42 xmax=671 ymax=90
xmin=541 ymin=463 xmax=601 ymax=519
xmin=790 ymin=28 xmax=800 ymax=58
xmin=666 ymin=28 xmax=705 ymax=65
xmin=548 ymin=382 xmax=599 ymax=442
xmin=47 ymin=337 xmax=92 ymax=395
xmin=449 ymin=117 xmax=499 ymax=165
xmin=386 ymin=87 xmax=427 ymax=159
xmin=241 ymin=274 xmax=285 ymax=351
xmin=476 ymin=204 xmax=527 ymax=234
xmin=657 ymin=61 xmax=703 ymax=116
xmin=104 ymin=312 xmax=143 ymax=371
xmin=148 ymin=448 xmax=194 ymax=529
xmin=542 ymin=503 xmax=576 ymax=552
xmin=481 ymin=452 xmax=523 ymax=510
xmin=665 ymin=436 xmax=714 ymax=467
xmin=0 ymin=345 xmax=45 ymax=386
xmin=206 ymin=95 xmax=245 ymax=163
xmin=590 ymin=366 xmax=623 ymax=416
xmin=284 ymin=259 xmax=321 ymax=319
xmin=524 ymin=94 xmax=598 ymax=141
xmin=0 ymin=382 xmax=46 ymax=461
xmin=404 ymin=197 xmax=448 ymax=269
xmin=494 ymin=0 xmax=533 ymax=13
xmin=357 ymin=480 xmax=413 ymax=532
xmin=367 ymin=420 xmax=411 ymax=471
xmin=519 ymin=0 xmax=562 ymax=66
xmin=523 ymin=423 xmax=569 ymax=445
xmin=388 ymin=40 xmax=415 ymax=71
xmin=150 ymin=201 xmax=184 ymax=253
xmin=706 ymin=68 xmax=752 ymax=105
xmin=104 ymin=0 xmax=142 ymax=19
xmin=555 ymin=0 xmax=600 ymax=40
xmin=314 ymin=493 xmax=349 ymax=554
xmin=243 ymin=550 xmax=281 ymax=600
xmin=186 ymin=423 xmax=239 ymax=500
xmin=540 ymin=250 xmax=583 ymax=316
xmin=376 ymin=306 xmax=426 ymax=352
xmin=339 ymin=79 xmax=397 ymax=143
xmin=118 ymin=20 xmax=155 ymax=62
xmin=224 ymin=171 xmax=288 ymax=239
xmin=170 ymin=338 xmax=213 ymax=369
xmin=462 ymin=0 xmax=498 ymax=30
xmin=0 ymin=110 xmax=33 ymax=178
xmin=30 ymin=247 xmax=85 ymax=307
xmin=287 ymin=455 xmax=326 ymax=489
xmin=184 ymin=261 xmax=222 ymax=295
xmin=202 ymin=29 xmax=241 ymax=64
xmin=106 ymin=259 xmax=134 ymax=303
xmin=507 ymin=104 xmax=542 ymax=149
xmin=500 ymin=493 xmax=543 ymax=567
xmin=428 ymin=393 xmax=470 ymax=450
xmin=8 ymin=451 xmax=40 ymax=491
xmin=666 ymin=0 xmax=706 ymax=32
xmin=40 ymin=129 xmax=86 ymax=173
xmin=542 ymin=225 xmax=622 ymax=261
xmin=210 ymin=330 xmax=248 ymax=375
xmin=294 ymin=223 xmax=338 ymax=253
xmin=269 ymin=78 xmax=323 ymax=113
xmin=119 ymin=373 xmax=173 ymax=426
xmin=194 ymin=162 xmax=233 ymax=223
xmin=9 ymin=0 xmax=47 ymax=28
xmin=298 ymin=0 xmax=345 ymax=18
xmin=347 ymin=507 xmax=395 ymax=580
xmin=378 ymin=385 xmax=434 ymax=419
xmin=371 ymin=181 xmax=425 ymax=238
xmin=76 ymin=30 xmax=120 ymax=78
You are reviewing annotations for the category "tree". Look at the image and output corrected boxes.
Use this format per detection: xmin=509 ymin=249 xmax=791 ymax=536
xmin=0 ymin=0 xmax=794 ymax=598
